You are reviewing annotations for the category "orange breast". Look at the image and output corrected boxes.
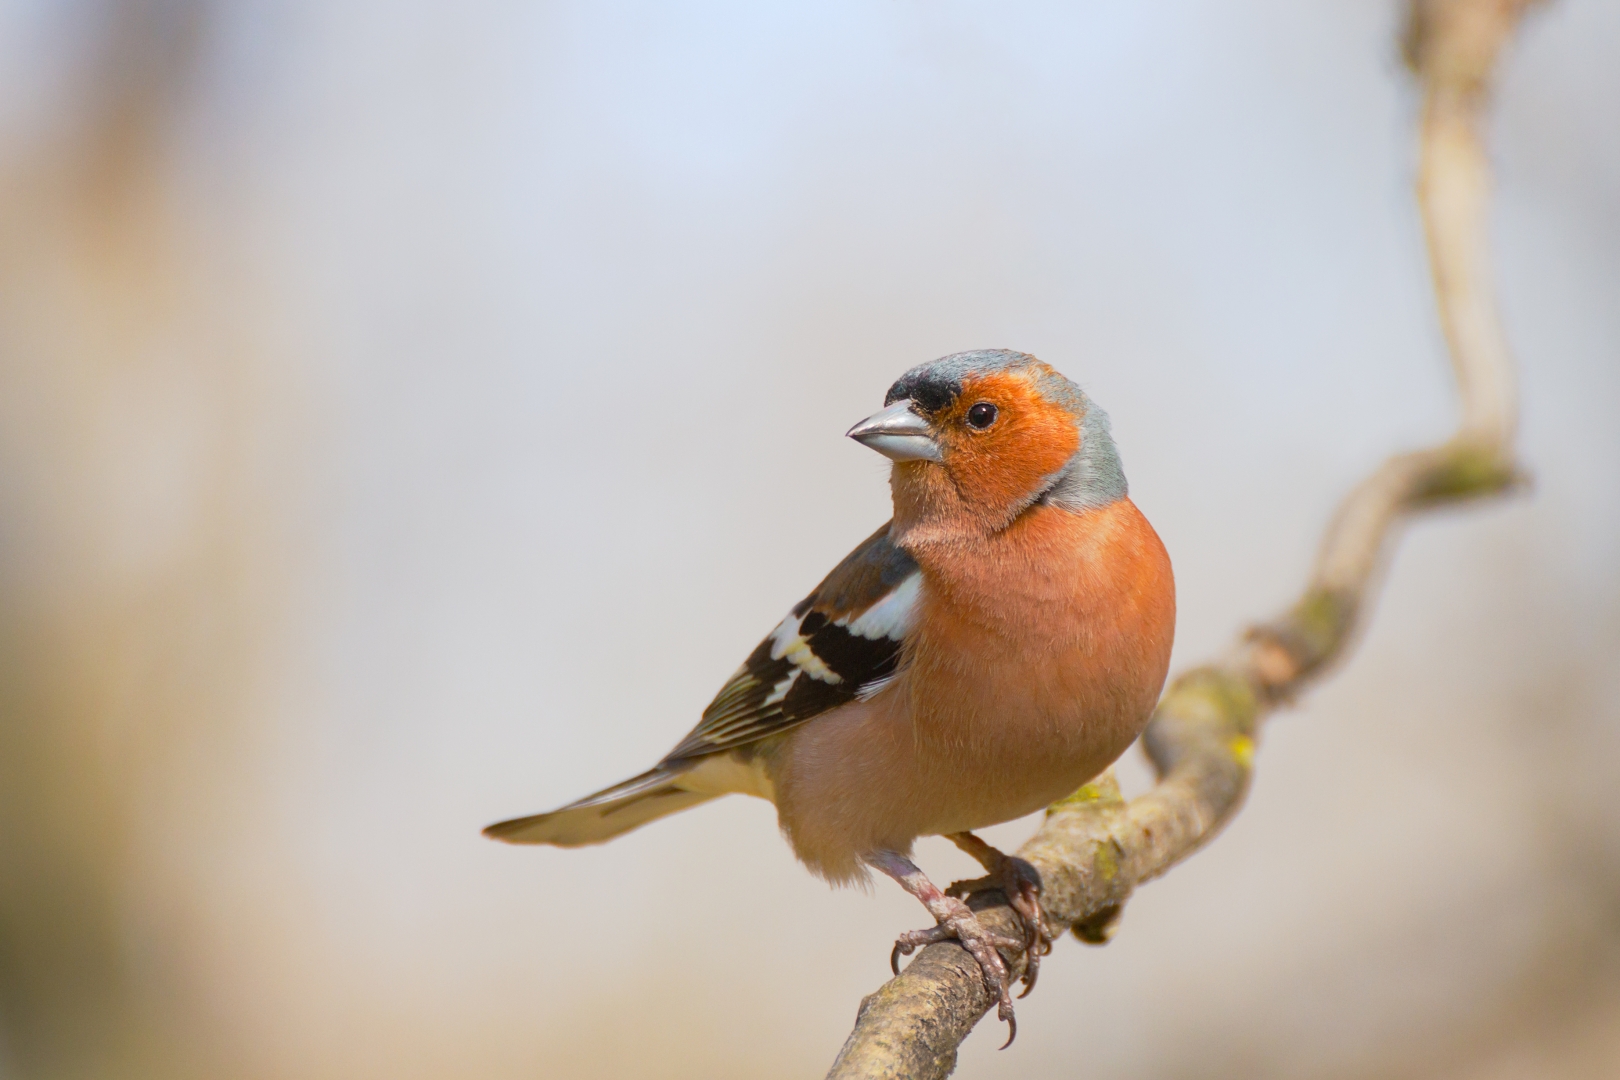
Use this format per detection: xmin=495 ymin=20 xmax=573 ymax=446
xmin=902 ymin=498 xmax=1175 ymax=808
xmin=767 ymin=497 xmax=1175 ymax=884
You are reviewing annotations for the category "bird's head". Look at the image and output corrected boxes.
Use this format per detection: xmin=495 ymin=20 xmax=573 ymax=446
xmin=847 ymin=349 xmax=1127 ymax=540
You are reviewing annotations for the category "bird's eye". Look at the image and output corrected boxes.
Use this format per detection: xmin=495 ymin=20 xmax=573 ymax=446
xmin=966 ymin=402 xmax=998 ymax=429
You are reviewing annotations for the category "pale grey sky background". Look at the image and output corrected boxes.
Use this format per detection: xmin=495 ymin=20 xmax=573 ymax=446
xmin=0 ymin=2 xmax=1616 ymax=1078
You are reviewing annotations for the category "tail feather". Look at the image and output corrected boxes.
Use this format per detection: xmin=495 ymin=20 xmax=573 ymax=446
xmin=483 ymin=767 xmax=715 ymax=846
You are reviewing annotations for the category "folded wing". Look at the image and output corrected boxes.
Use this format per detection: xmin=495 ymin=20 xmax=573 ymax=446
xmin=662 ymin=521 xmax=920 ymax=761
xmin=484 ymin=522 xmax=921 ymax=846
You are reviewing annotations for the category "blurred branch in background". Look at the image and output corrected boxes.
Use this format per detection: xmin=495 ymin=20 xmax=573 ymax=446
xmin=0 ymin=2 xmax=285 ymax=1077
xmin=827 ymin=2 xmax=1539 ymax=1076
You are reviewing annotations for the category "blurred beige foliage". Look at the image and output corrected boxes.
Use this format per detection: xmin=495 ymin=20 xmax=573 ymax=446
xmin=0 ymin=2 xmax=291 ymax=1076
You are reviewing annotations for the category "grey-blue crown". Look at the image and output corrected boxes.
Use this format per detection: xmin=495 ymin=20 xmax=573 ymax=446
xmin=885 ymin=349 xmax=1128 ymax=511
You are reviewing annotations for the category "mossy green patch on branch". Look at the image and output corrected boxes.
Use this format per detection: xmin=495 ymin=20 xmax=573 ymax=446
xmin=1284 ymin=587 xmax=1357 ymax=667
xmin=1047 ymin=776 xmax=1125 ymax=814
xmin=1159 ymin=667 xmax=1261 ymax=735
xmin=1411 ymin=441 xmax=1518 ymax=504
xmin=1092 ymin=838 xmax=1121 ymax=882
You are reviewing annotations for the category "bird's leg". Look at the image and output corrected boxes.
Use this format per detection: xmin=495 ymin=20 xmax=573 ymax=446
xmin=945 ymin=831 xmax=1053 ymax=995
xmin=864 ymin=849 xmax=1024 ymax=1047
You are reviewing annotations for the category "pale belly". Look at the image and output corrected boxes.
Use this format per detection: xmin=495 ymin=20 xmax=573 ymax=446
xmin=898 ymin=672 xmax=1139 ymax=834
xmin=765 ymin=657 xmax=1146 ymax=882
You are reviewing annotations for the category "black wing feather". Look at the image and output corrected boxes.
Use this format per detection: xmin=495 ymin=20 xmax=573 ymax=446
xmin=662 ymin=522 xmax=919 ymax=762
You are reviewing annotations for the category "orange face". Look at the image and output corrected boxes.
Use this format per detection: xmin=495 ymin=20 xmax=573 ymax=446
xmin=905 ymin=367 xmax=1081 ymax=525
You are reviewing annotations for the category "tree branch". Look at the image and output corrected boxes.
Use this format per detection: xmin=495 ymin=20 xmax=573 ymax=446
xmin=826 ymin=3 xmax=1538 ymax=1076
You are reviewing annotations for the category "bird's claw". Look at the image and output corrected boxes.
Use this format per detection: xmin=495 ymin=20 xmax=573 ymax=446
xmin=890 ymin=896 xmax=1025 ymax=1046
xmin=946 ymin=855 xmax=1054 ymax=996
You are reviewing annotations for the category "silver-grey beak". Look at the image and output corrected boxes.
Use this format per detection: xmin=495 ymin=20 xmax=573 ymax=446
xmin=846 ymin=399 xmax=943 ymax=462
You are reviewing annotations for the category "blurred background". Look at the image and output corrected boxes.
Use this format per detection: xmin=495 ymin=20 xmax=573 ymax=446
xmin=0 ymin=1 xmax=1616 ymax=1078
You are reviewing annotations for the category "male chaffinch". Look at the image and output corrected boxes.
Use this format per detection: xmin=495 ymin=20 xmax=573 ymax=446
xmin=487 ymin=349 xmax=1175 ymax=1040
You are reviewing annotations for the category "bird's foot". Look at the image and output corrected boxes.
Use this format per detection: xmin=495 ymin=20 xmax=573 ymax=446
xmin=946 ymin=837 xmax=1054 ymax=995
xmin=864 ymin=848 xmax=1028 ymax=1047
xmin=889 ymin=895 xmax=1025 ymax=1046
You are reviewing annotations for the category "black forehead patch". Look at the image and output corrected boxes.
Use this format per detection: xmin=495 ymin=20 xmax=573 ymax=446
xmin=883 ymin=348 xmax=1040 ymax=414
xmin=885 ymin=370 xmax=960 ymax=413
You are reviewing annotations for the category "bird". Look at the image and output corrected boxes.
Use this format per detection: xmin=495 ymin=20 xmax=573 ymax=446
xmin=485 ymin=349 xmax=1175 ymax=1042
